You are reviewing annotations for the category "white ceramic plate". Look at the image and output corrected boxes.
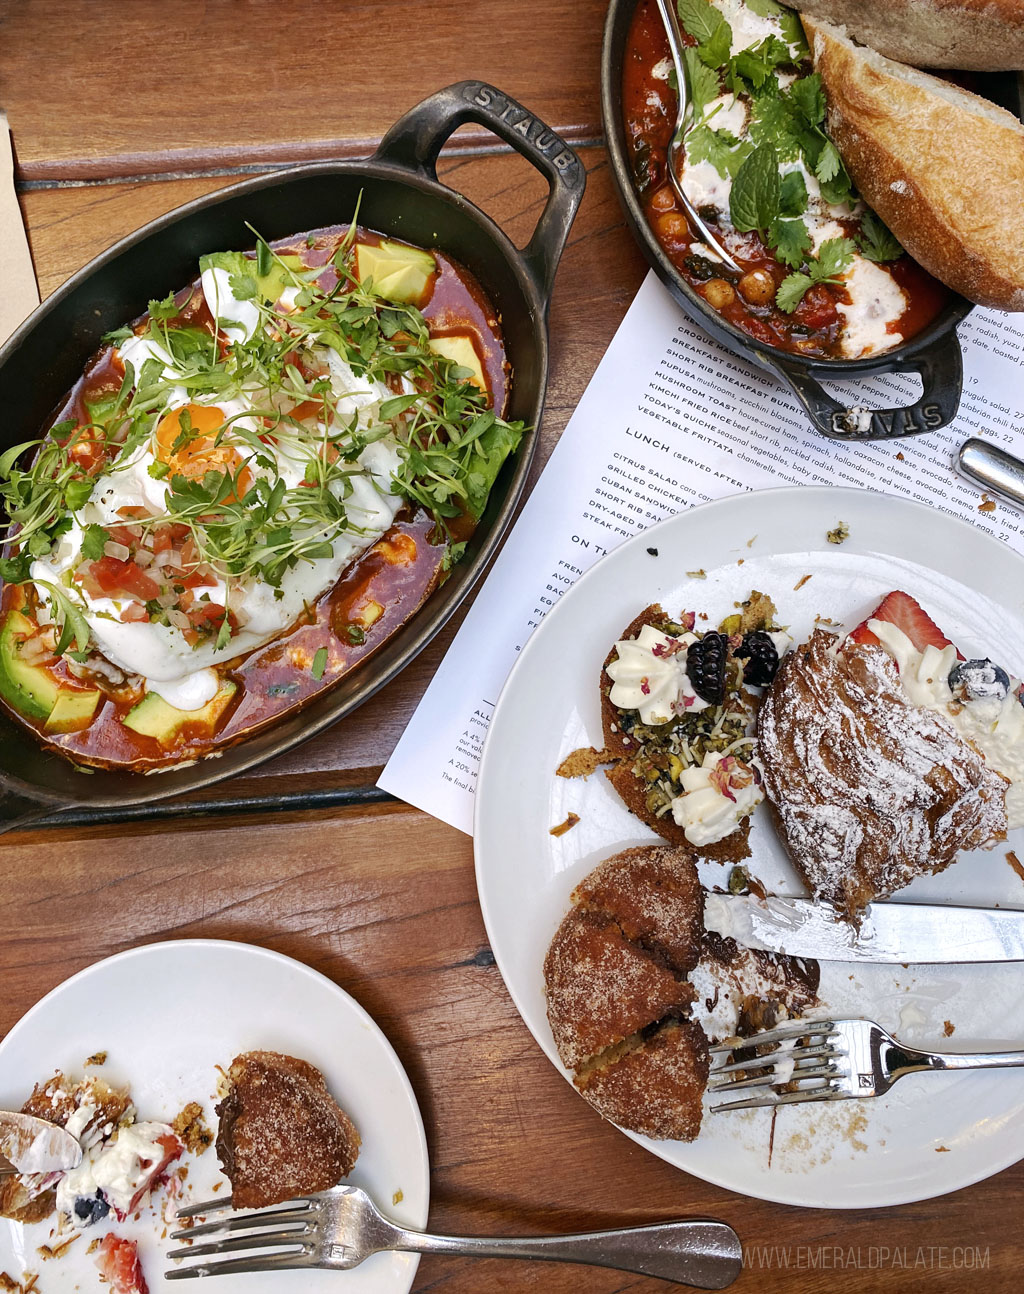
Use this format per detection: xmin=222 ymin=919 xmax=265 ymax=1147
xmin=475 ymin=486 xmax=1024 ymax=1210
xmin=0 ymin=940 xmax=429 ymax=1291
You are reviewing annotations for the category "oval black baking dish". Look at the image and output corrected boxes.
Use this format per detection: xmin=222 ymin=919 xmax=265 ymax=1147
xmin=0 ymin=80 xmax=584 ymax=823
xmin=602 ymin=0 xmax=1022 ymax=442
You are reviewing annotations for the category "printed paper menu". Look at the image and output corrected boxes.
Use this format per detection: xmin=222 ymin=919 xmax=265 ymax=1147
xmin=378 ymin=270 xmax=1024 ymax=833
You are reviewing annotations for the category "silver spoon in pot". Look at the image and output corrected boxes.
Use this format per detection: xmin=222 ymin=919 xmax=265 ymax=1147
xmin=653 ymin=0 xmax=744 ymax=274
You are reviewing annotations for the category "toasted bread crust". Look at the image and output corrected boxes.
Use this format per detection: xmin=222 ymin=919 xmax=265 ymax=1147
xmin=216 ymin=1052 xmax=360 ymax=1209
xmin=790 ymin=0 xmax=1024 ymax=70
xmin=807 ymin=17 xmax=1024 ymax=310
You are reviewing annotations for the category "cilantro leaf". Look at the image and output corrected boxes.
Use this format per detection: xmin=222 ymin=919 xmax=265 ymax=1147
xmin=147 ymin=291 xmax=179 ymax=322
xmin=790 ymin=73 xmax=825 ymax=128
xmin=744 ymin=0 xmax=783 ymax=14
xmin=677 ymin=0 xmax=727 ymax=45
xmin=780 ymin=10 xmax=809 ymax=54
xmin=769 ymin=217 xmax=812 ymax=269
xmin=816 ymin=236 xmax=857 ymax=278
xmin=64 ymin=478 xmax=95 ymax=511
xmin=229 ymin=270 xmax=259 ymax=301
xmin=729 ymin=141 xmax=780 ymax=233
xmin=686 ymin=124 xmax=752 ymax=178
xmin=775 ymin=272 xmax=814 ymax=313
xmin=80 ymin=524 xmax=110 ymax=562
xmin=311 ymin=646 xmax=328 ymax=680
xmin=815 ymin=139 xmax=842 ymax=185
xmin=775 ymin=236 xmax=856 ymax=311
xmin=857 ymin=209 xmax=903 ymax=262
xmin=698 ymin=23 xmax=732 ymax=69
xmin=683 ymin=46 xmax=721 ymax=122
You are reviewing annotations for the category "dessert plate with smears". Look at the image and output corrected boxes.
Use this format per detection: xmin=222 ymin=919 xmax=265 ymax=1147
xmin=0 ymin=941 xmax=428 ymax=1293
xmin=475 ymin=486 xmax=1024 ymax=1209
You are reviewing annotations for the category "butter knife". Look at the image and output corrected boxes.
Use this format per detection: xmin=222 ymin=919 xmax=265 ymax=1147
xmin=0 ymin=1111 xmax=82 ymax=1175
xmin=704 ymin=894 xmax=1024 ymax=964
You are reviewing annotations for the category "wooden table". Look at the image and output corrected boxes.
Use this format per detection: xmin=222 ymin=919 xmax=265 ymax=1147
xmin=1 ymin=3 xmax=1021 ymax=1289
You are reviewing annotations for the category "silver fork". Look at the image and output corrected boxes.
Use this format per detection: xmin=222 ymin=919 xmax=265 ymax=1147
xmin=166 ymin=1185 xmax=742 ymax=1288
xmin=709 ymin=1017 xmax=1024 ymax=1112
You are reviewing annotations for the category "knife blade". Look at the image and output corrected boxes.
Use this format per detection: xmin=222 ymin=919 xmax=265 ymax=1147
xmin=704 ymin=893 xmax=1024 ymax=963
xmin=0 ymin=1111 xmax=82 ymax=1175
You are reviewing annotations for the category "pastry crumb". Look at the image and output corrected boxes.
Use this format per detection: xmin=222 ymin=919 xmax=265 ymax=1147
xmin=1006 ymin=850 xmax=1024 ymax=883
xmin=979 ymin=493 xmax=997 ymax=513
xmin=736 ymin=558 xmax=745 ymax=566
xmin=935 ymin=1144 xmax=951 ymax=1152
xmin=86 ymin=1240 xmax=100 ymax=1256
xmin=943 ymin=1020 xmax=955 ymax=1037
xmin=84 ymin=1051 xmax=107 ymax=1067
xmin=172 ymin=1102 xmax=213 ymax=1155
xmin=557 ymin=747 xmax=614 ymax=779
xmin=550 ymin=812 xmax=580 ymax=837
xmin=895 ymin=451 xmax=905 ymax=461
xmin=793 ymin=574 xmax=813 ymax=591
xmin=392 ymin=1189 xmax=404 ymax=1206
xmin=38 ymin=1235 xmax=78 ymax=1261
xmin=746 ymin=535 xmax=757 ymax=547
xmin=826 ymin=522 xmax=849 ymax=545
xmin=646 ymin=546 xmax=659 ymax=557
xmin=686 ymin=569 xmax=707 ymax=579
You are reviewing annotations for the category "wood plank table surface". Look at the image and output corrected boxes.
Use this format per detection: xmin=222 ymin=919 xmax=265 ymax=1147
xmin=1 ymin=2 xmax=1021 ymax=1290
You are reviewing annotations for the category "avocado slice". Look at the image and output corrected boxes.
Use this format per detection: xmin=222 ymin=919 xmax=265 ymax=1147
xmin=355 ymin=241 xmax=436 ymax=304
xmin=0 ymin=610 xmax=61 ymax=721
xmin=123 ymin=680 xmax=237 ymax=746
xmin=45 ymin=688 xmax=102 ymax=734
xmin=428 ymin=334 xmax=487 ymax=392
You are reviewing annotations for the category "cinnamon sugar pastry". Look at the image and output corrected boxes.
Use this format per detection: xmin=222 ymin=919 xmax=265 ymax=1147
xmin=543 ymin=845 xmax=710 ymax=1140
xmin=758 ymin=630 xmax=1009 ymax=920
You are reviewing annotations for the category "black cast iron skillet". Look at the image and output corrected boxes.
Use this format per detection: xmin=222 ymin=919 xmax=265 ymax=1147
xmin=0 ymin=80 xmax=585 ymax=827
xmin=603 ymin=0 xmax=1022 ymax=442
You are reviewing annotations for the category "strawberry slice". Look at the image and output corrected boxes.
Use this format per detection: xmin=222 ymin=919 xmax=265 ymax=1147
xmin=125 ymin=1130 xmax=183 ymax=1215
xmin=96 ymin=1234 xmax=149 ymax=1294
xmin=847 ymin=590 xmax=958 ymax=655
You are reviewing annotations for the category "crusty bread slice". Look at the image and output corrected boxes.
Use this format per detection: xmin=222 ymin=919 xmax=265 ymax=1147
xmin=215 ymin=1052 xmax=360 ymax=1209
xmin=789 ymin=0 xmax=1024 ymax=71
xmin=806 ymin=17 xmax=1024 ymax=310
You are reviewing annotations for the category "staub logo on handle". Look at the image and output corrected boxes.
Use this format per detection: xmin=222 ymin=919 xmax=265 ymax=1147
xmin=466 ymin=83 xmax=582 ymax=186
xmin=831 ymin=403 xmax=944 ymax=439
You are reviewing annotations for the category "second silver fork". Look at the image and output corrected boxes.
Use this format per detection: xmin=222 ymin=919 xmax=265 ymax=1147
xmin=709 ymin=1017 xmax=1024 ymax=1111
xmin=167 ymin=1184 xmax=742 ymax=1288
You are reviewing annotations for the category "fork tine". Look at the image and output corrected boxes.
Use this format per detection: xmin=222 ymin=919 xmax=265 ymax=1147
xmin=708 ymin=1063 xmax=840 ymax=1092
xmin=709 ymin=1019 xmax=835 ymax=1054
xmin=165 ymin=1249 xmax=314 ymax=1280
xmin=175 ymin=1196 xmax=236 ymax=1219
xmin=168 ymin=1228 xmax=311 ymax=1261
xmin=710 ymin=1043 xmax=839 ymax=1077
xmin=711 ymin=1082 xmax=846 ymax=1113
xmin=171 ymin=1204 xmax=314 ymax=1241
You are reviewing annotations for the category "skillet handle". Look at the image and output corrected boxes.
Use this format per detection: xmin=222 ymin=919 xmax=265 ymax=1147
xmin=764 ymin=329 xmax=963 ymax=441
xmin=373 ymin=81 xmax=586 ymax=310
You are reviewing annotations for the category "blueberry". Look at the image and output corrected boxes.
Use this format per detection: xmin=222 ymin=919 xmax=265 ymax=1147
xmin=948 ymin=658 xmax=1010 ymax=701
xmin=73 ymin=1192 xmax=109 ymax=1225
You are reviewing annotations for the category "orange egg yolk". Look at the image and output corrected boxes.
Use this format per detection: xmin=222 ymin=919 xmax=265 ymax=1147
xmin=155 ymin=404 xmax=252 ymax=499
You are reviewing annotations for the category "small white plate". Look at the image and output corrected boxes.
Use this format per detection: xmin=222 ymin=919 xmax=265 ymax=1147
xmin=475 ymin=486 xmax=1024 ymax=1210
xmin=0 ymin=940 xmax=429 ymax=1291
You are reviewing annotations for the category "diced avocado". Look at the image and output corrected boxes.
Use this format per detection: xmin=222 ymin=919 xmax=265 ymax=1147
xmin=0 ymin=610 xmax=61 ymax=721
xmin=355 ymin=240 xmax=436 ymax=304
xmin=123 ymin=680 xmax=237 ymax=746
xmin=44 ymin=688 xmax=102 ymax=734
xmin=428 ymin=334 xmax=487 ymax=392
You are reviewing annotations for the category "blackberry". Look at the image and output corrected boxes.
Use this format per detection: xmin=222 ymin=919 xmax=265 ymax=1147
xmin=74 ymin=1192 xmax=110 ymax=1225
xmin=686 ymin=632 xmax=727 ymax=706
xmin=948 ymin=658 xmax=1010 ymax=701
xmin=738 ymin=631 xmax=779 ymax=687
